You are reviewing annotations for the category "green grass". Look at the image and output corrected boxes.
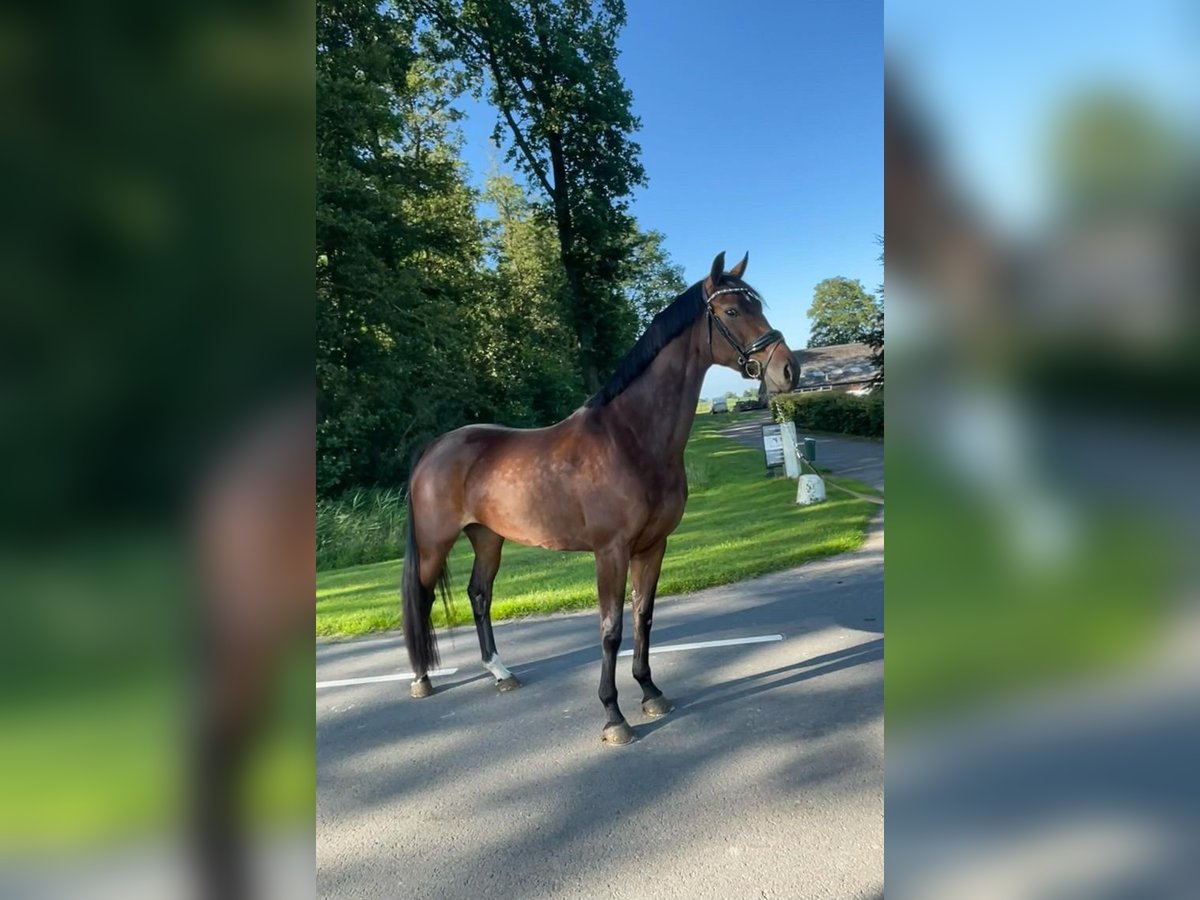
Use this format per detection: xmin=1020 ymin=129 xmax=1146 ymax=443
xmin=0 ymin=678 xmax=181 ymax=848
xmin=0 ymin=541 xmax=313 ymax=851
xmin=316 ymin=416 xmax=877 ymax=638
xmin=885 ymin=445 xmax=1176 ymax=726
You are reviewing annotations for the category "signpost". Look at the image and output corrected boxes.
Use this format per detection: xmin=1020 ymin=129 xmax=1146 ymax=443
xmin=761 ymin=423 xmax=785 ymax=476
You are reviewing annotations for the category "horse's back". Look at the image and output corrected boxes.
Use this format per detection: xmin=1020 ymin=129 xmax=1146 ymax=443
xmin=416 ymin=421 xmax=551 ymax=476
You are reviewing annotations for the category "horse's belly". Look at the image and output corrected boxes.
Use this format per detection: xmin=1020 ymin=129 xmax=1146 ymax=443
xmin=496 ymin=520 xmax=591 ymax=552
xmin=463 ymin=446 xmax=682 ymax=553
xmin=471 ymin=499 xmax=592 ymax=552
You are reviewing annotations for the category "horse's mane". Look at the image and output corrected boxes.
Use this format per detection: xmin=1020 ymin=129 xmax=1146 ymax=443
xmin=585 ymin=275 xmax=758 ymax=408
xmin=584 ymin=281 xmax=706 ymax=408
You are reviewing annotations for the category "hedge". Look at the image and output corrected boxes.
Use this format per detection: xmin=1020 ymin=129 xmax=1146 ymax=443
xmin=769 ymin=390 xmax=883 ymax=438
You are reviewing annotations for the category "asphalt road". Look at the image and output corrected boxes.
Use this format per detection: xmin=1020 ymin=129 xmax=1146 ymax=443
xmin=317 ymin=520 xmax=883 ymax=899
xmin=717 ymin=415 xmax=884 ymax=492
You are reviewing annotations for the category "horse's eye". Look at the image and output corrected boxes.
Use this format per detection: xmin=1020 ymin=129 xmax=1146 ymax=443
xmin=724 ymin=307 xmax=739 ymax=317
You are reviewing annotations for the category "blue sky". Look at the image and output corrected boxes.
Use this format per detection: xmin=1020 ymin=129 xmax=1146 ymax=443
xmin=453 ymin=1 xmax=883 ymax=399
xmin=886 ymin=0 xmax=1197 ymax=234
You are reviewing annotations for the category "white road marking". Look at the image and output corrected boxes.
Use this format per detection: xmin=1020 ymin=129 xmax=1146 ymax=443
xmin=318 ymin=635 xmax=782 ymax=688
xmin=316 ymin=668 xmax=458 ymax=689
xmin=617 ymin=634 xmax=783 ymax=656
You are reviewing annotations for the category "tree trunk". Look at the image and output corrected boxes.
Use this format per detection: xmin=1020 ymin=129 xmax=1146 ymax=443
xmin=546 ymin=131 xmax=599 ymax=392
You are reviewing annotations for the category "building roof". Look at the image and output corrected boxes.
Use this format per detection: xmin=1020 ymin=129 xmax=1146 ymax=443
xmin=793 ymin=342 xmax=879 ymax=387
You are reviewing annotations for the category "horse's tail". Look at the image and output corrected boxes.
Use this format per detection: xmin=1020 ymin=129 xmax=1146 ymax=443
xmin=401 ymin=457 xmax=451 ymax=675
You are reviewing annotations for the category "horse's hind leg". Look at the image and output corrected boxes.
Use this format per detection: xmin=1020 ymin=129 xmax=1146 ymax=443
xmin=407 ymin=534 xmax=456 ymax=699
xmin=465 ymin=524 xmax=520 ymax=692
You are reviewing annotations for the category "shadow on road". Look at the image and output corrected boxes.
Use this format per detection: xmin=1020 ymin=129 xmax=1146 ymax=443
xmin=319 ymin=628 xmax=883 ymax=897
xmin=636 ymin=638 xmax=883 ymax=741
xmin=318 ymin=519 xmax=884 ymax=898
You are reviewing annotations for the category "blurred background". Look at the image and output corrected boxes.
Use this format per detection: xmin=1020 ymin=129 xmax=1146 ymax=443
xmin=885 ymin=0 xmax=1199 ymax=897
xmin=5 ymin=0 xmax=1200 ymax=895
xmin=0 ymin=0 xmax=314 ymax=897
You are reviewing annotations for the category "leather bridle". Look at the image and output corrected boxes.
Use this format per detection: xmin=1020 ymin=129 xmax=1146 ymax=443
xmin=705 ymin=285 xmax=784 ymax=380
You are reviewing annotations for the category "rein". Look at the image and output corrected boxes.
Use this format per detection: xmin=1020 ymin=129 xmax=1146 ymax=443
xmin=705 ymin=286 xmax=784 ymax=380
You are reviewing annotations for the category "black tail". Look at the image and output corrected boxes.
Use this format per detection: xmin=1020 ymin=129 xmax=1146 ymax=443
xmin=401 ymin=470 xmax=451 ymax=676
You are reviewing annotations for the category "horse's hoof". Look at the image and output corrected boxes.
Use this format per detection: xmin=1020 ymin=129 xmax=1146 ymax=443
xmin=409 ymin=678 xmax=433 ymax=699
xmin=642 ymin=696 xmax=674 ymax=718
xmin=601 ymin=721 xmax=636 ymax=746
xmin=496 ymin=675 xmax=522 ymax=692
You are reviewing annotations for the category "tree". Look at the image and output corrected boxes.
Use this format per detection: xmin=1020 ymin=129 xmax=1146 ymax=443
xmin=862 ymin=236 xmax=884 ymax=385
xmin=806 ymin=277 xmax=881 ymax=348
xmin=417 ymin=0 xmax=646 ymax=391
xmin=1050 ymin=91 xmax=1182 ymax=218
xmin=316 ymin=0 xmax=689 ymax=495
xmin=317 ymin=0 xmax=482 ymax=493
xmin=469 ymin=172 xmax=582 ymax=425
xmin=622 ymin=227 xmax=686 ymax=329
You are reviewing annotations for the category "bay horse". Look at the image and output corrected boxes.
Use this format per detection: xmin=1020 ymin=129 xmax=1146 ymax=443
xmin=403 ymin=252 xmax=798 ymax=744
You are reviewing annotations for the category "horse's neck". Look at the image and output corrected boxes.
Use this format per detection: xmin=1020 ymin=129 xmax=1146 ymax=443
xmin=604 ymin=319 xmax=710 ymax=463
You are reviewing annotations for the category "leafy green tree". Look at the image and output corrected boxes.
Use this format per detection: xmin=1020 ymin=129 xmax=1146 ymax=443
xmin=468 ymin=174 xmax=685 ymax=425
xmin=1050 ymin=91 xmax=1183 ymax=217
xmin=468 ymin=173 xmax=582 ymax=425
xmin=468 ymin=178 xmax=683 ymax=423
xmin=864 ymin=237 xmax=884 ymax=385
xmin=317 ymin=0 xmax=482 ymax=493
xmin=806 ymin=276 xmax=881 ymax=348
xmin=622 ymin=227 xmax=686 ymax=329
xmin=317 ymin=0 xmax=691 ymax=495
xmin=417 ymin=0 xmax=646 ymax=391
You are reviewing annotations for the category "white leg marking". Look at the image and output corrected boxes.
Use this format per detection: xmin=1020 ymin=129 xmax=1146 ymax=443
xmin=483 ymin=653 xmax=513 ymax=681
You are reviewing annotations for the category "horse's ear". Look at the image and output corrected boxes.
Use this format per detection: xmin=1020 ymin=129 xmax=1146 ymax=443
xmin=707 ymin=251 xmax=726 ymax=289
xmin=729 ymin=251 xmax=748 ymax=280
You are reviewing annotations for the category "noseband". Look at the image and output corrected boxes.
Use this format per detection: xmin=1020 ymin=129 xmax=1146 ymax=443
xmin=705 ymin=286 xmax=784 ymax=380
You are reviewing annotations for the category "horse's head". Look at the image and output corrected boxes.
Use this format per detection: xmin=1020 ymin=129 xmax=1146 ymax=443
xmin=703 ymin=252 xmax=798 ymax=394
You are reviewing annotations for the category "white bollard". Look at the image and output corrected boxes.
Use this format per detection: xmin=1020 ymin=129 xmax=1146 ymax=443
xmin=796 ymin=473 xmax=826 ymax=505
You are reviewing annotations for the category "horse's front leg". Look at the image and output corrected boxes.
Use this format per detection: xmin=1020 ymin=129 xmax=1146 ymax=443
xmin=631 ymin=540 xmax=673 ymax=718
xmin=595 ymin=544 xmax=634 ymax=745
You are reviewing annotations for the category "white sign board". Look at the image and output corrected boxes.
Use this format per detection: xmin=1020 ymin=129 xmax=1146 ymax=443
xmin=761 ymin=424 xmax=785 ymax=472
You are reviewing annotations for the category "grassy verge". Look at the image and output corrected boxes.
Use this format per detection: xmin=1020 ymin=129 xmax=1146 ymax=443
xmin=0 ymin=541 xmax=312 ymax=851
xmin=316 ymin=416 xmax=877 ymax=638
xmin=885 ymin=446 xmax=1174 ymax=725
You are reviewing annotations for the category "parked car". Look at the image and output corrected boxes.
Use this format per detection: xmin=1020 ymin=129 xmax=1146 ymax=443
xmin=735 ymin=399 xmax=768 ymax=412
xmin=711 ymin=398 xmax=728 ymax=414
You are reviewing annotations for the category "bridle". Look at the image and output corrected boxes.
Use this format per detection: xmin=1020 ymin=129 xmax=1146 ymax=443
xmin=705 ymin=285 xmax=785 ymax=380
